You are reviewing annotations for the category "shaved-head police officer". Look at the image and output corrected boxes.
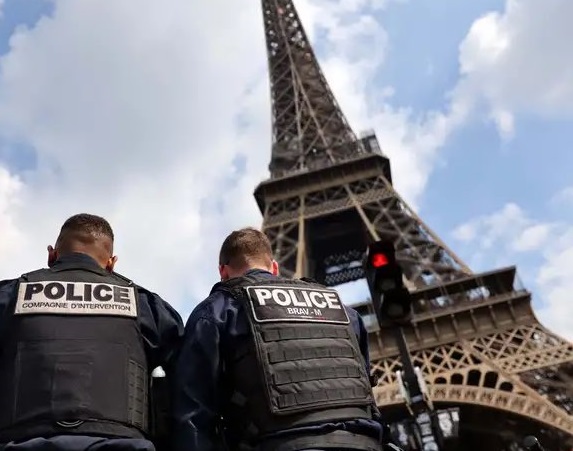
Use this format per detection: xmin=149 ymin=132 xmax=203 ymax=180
xmin=0 ymin=213 xmax=184 ymax=451
xmin=172 ymin=227 xmax=398 ymax=451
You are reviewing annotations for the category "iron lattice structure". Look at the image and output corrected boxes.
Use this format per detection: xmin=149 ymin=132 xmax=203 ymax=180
xmin=252 ymin=0 xmax=573 ymax=449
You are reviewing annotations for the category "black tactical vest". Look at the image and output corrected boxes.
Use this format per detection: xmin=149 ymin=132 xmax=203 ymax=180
xmin=217 ymin=273 xmax=380 ymax=451
xmin=0 ymin=261 xmax=149 ymax=443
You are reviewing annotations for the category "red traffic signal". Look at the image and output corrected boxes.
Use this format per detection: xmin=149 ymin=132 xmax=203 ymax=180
xmin=371 ymin=253 xmax=389 ymax=268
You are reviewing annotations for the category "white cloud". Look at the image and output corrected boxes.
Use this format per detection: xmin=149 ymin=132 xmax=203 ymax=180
xmin=1 ymin=0 xmax=570 ymax=326
xmin=0 ymin=0 xmax=270 ymax=315
xmin=455 ymin=0 xmax=573 ymax=137
xmin=0 ymin=167 xmax=24 ymax=255
xmin=451 ymin=202 xmax=537 ymax=251
xmin=0 ymin=0 xmax=461 ymax=319
xmin=452 ymin=201 xmax=573 ymax=340
xmin=451 ymin=222 xmax=477 ymax=242
xmin=512 ymin=223 xmax=553 ymax=252
xmin=551 ymin=185 xmax=573 ymax=206
xmin=535 ymin=227 xmax=573 ymax=341
xmin=444 ymin=0 xmax=573 ymax=339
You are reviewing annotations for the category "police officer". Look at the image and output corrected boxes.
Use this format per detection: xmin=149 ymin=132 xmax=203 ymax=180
xmin=0 ymin=213 xmax=184 ymax=451
xmin=172 ymin=227 xmax=396 ymax=451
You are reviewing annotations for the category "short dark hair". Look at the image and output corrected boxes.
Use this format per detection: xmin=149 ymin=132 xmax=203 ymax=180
xmin=56 ymin=213 xmax=114 ymax=252
xmin=219 ymin=227 xmax=273 ymax=269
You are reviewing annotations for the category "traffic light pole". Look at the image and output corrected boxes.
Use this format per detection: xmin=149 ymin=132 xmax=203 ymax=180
xmin=393 ymin=325 xmax=444 ymax=451
xmin=363 ymin=242 xmax=445 ymax=451
xmin=393 ymin=326 xmax=425 ymax=410
xmin=394 ymin=327 xmax=415 ymax=376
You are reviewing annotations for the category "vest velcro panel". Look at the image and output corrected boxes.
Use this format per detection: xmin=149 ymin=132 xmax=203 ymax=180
xmin=255 ymin=323 xmax=372 ymax=415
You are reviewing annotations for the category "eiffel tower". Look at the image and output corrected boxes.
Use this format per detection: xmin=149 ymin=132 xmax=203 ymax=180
xmin=251 ymin=0 xmax=573 ymax=449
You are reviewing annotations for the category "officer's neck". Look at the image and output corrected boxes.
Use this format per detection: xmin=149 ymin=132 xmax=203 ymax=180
xmin=57 ymin=242 xmax=110 ymax=268
xmin=54 ymin=251 xmax=105 ymax=269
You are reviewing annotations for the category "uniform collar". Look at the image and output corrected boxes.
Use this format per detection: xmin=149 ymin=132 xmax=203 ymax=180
xmin=244 ymin=269 xmax=273 ymax=277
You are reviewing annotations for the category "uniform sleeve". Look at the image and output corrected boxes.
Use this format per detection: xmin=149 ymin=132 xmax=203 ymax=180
xmin=172 ymin=296 xmax=224 ymax=451
xmin=346 ymin=306 xmax=371 ymax=373
xmin=0 ymin=279 xmax=17 ymax=338
xmin=355 ymin=312 xmax=371 ymax=370
xmin=138 ymin=288 xmax=185 ymax=374
xmin=352 ymin=308 xmax=385 ymax=424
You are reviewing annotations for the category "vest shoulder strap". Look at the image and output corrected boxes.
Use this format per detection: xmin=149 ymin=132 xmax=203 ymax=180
xmin=18 ymin=268 xmax=48 ymax=282
xmin=274 ymin=276 xmax=330 ymax=291
xmin=299 ymin=276 xmax=319 ymax=284
xmin=220 ymin=274 xmax=261 ymax=290
xmin=111 ymin=271 xmax=135 ymax=286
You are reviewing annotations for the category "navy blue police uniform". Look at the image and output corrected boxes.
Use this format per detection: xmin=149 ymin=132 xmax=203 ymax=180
xmin=0 ymin=253 xmax=184 ymax=451
xmin=172 ymin=268 xmax=388 ymax=451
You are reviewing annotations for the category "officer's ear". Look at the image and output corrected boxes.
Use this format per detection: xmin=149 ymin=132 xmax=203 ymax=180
xmin=219 ymin=264 xmax=229 ymax=281
xmin=106 ymin=255 xmax=118 ymax=273
xmin=47 ymin=245 xmax=57 ymax=268
xmin=271 ymin=260 xmax=279 ymax=276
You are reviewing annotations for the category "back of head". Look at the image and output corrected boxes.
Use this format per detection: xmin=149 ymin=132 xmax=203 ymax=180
xmin=218 ymin=227 xmax=276 ymax=279
xmin=51 ymin=213 xmax=116 ymax=269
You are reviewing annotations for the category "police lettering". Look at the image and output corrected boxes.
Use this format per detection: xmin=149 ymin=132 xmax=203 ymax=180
xmin=15 ymin=281 xmax=138 ymax=318
xmin=251 ymin=288 xmax=341 ymax=309
xmin=245 ymin=285 xmax=349 ymax=325
xmin=23 ymin=282 xmax=132 ymax=304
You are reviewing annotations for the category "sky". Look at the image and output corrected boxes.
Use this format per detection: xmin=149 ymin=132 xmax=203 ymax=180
xmin=0 ymin=0 xmax=571 ymax=341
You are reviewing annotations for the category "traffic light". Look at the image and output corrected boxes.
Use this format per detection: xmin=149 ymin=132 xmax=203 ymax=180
xmin=364 ymin=240 xmax=412 ymax=325
xmin=364 ymin=240 xmax=400 ymax=290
